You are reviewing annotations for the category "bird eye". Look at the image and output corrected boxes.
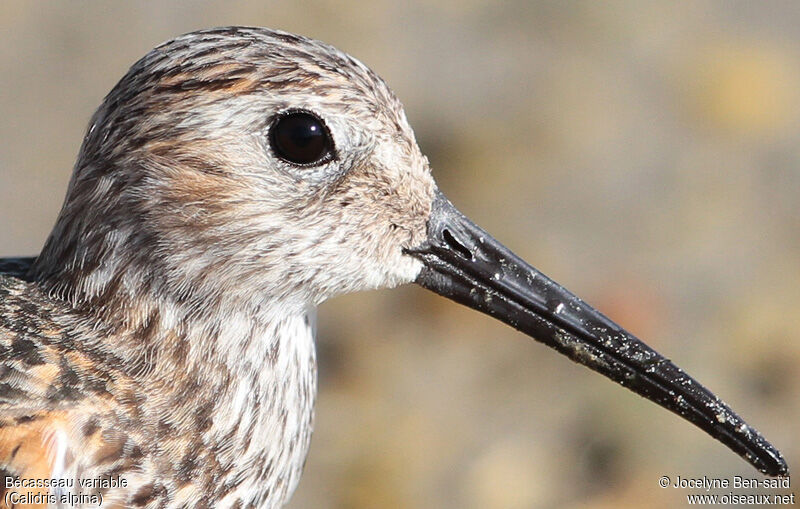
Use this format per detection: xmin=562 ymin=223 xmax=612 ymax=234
xmin=269 ymin=111 xmax=333 ymax=166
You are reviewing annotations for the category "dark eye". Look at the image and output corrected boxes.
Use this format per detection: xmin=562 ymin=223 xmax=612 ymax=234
xmin=269 ymin=111 xmax=333 ymax=166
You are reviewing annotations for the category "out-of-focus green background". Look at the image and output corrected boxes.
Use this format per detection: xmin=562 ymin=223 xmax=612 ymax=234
xmin=1 ymin=1 xmax=797 ymax=507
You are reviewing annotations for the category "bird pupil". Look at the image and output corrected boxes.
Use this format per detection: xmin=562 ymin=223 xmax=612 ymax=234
xmin=271 ymin=112 xmax=330 ymax=165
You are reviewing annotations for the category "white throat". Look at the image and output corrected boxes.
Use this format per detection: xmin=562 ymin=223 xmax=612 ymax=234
xmin=210 ymin=307 xmax=318 ymax=508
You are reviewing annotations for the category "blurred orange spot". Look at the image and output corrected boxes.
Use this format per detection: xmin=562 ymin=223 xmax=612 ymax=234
xmin=594 ymin=275 xmax=666 ymax=343
xmin=683 ymin=43 xmax=800 ymax=135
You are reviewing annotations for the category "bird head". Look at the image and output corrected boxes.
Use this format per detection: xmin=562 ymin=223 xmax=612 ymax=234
xmin=33 ymin=27 xmax=434 ymax=313
xmin=30 ymin=27 xmax=787 ymax=477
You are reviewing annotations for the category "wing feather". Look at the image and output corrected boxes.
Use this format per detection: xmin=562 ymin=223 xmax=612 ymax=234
xmin=0 ymin=271 xmax=93 ymax=504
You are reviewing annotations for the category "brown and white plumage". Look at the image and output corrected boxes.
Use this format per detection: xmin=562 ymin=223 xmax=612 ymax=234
xmin=0 ymin=24 xmax=789 ymax=509
xmin=1 ymin=27 xmax=434 ymax=508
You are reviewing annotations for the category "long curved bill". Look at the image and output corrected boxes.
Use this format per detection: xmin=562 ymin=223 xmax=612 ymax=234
xmin=406 ymin=190 xmax=788 ymax=476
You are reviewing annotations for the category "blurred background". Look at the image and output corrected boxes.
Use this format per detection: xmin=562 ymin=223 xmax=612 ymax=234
xmin=0 ymin=1 xmax=798 ymax=507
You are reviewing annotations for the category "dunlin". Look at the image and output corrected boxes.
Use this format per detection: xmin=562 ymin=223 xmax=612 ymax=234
xmin=0 ymin=27 xmax=787 ymax=508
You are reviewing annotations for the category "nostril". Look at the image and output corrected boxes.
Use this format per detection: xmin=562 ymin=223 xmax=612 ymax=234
xmin=442 ymin=229 xmax=472 ymax=260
